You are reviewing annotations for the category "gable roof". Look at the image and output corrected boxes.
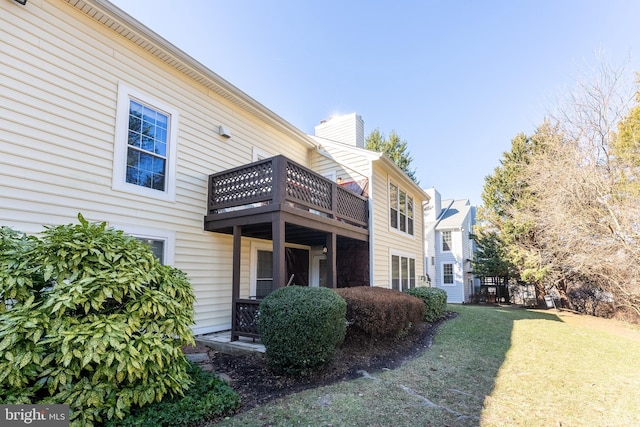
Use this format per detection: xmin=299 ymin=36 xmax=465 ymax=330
xmin=64 ymin=0 xmax=317 ymax=149
xmin=435 ymin=199 xmax=472 ymax=230
xmin=311 ymin=136 xmax=430 ymax=201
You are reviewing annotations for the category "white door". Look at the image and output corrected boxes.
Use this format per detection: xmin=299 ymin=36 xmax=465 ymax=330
xmin=310 ymin=254 xmax=327 ymax=287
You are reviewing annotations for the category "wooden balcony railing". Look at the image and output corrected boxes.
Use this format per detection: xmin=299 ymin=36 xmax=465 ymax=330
xmin=207 ymin=155 xmax=368 ymax=228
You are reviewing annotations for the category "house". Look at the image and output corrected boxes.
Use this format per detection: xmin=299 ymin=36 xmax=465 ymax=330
xmin=311 ymin=114 xmax=430 ymax=293
xmin=2 ymin=0 xmax=427 ymax=339
xmin=424 ymin=188 xmax=478 ymax=303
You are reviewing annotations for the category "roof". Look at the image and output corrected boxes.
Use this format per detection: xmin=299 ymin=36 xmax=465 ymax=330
xmin=64 ymin=0 xmax=317 ymax=149
xmin=312 ymin=137 xmax=430 ymax=202
xmin=435 ymin=199 xmax=472 ymax=229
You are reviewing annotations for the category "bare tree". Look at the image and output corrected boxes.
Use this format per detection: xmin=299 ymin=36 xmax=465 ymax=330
xmin=520 ymin=59 xmax=640 ymax=318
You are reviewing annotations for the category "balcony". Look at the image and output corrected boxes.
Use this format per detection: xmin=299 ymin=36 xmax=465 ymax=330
xmin=203 ymin=155 xmax=370 ymax=341
xmin=204 ymin=155 xmax=369 ymax=241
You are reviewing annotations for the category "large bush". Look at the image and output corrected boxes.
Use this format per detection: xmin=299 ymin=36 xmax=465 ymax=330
xmin=106 ymin=363 xmax=240 ymax=427
xmin=335 ymin=286 xmax=424 ymax=341
xmin=404 ymin=287 xmax=448 ymax=322
xmin=0 ymin=215 xmax=195 ymax=426
xmin=258 ymin=286 xmax=346 ymax=375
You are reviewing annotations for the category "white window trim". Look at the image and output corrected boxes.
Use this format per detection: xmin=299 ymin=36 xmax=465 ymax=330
xmin=250 ymin=241 xmax=273 ymax=298
xmin=252 ymin=147 xmax=272 ymax=162
xmin=388 ymin=179 xmax=415 ymax=238
xmin=109 ymin=223 xmax=175 ymax=266
xmin=390 ymin=250 xmax=417 ymax=292
xmin=113 ymin=83 xmax=179 ymax=202
xmin=441 ymin=262 xmax=455 ymax=286
xmin=441 ymin=230 xmax=453 ymax=252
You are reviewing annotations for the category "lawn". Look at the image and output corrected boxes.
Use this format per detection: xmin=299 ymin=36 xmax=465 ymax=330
xmin=212 ymin=305 xmax=640 ymax=426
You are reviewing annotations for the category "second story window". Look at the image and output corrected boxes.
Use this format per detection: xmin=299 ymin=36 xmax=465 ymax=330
xmin=389 ymin=182 xmax=414 ymax=236
xmin=113 ymin=84 xmax=178 ymax=202
xmin=442 ymin=230 xmax=452 ymax=251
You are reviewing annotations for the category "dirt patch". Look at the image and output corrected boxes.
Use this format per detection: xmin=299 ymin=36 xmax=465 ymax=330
xmin=187 ymin=314 xmax=454 ymax=415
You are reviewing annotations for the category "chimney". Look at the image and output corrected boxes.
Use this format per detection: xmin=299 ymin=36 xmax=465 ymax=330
xmin=424 ymin=187 xmax=442 ymax=222
xmin=314 ymin=113 xmax=364 ymax=148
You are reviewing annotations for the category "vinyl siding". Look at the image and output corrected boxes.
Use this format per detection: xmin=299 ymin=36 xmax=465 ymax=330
xmin=370 ymin=163 xmax=425 ymax=288
xmin=1 ymin=0 xmax=312 ymax=333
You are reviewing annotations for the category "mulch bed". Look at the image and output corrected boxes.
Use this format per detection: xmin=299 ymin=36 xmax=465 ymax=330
xmin=184 ymin=314 xmax=454 ymax=414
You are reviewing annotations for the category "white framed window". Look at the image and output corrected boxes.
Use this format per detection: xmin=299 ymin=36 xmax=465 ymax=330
xmin=442 ymin=263 xmax=454 ymax=285
xmin=391 ymin=252 xmax=417 ymax=291
xmin=442 ymin=230 xmax=452 ymax=252
xmin=252 ymin=147 xmax=272 ymax=162
xmin=110 ymin=223 xmax=175 ymax=266
xmin=113 ymin=83 xmax=178 ymax=202
xmin=389 ymin=181 xmax=414 ymax=236
xmin=250 ymin=241 xmax=274 ymax=299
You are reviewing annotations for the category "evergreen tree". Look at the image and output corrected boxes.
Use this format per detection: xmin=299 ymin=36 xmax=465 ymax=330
xmin=365 ymin=129 xmax=419 ymax=184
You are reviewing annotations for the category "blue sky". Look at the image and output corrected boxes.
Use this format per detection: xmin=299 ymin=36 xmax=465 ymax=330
xmin=109 ymin=0 xmax=640 ymax=205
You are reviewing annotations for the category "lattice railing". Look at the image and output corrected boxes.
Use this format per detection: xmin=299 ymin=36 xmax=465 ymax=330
xmin=232 ymin=299 xmax=260 ymax=339
xmin=336 ymin=186 xmax=368 ymax=226
xmin=209 ymin=159 xmax=273 ymax=212
xmin=285 ymin=161 xmax=333 ymax=212
xmin=207 ymin=155 xmax=368 ymax=228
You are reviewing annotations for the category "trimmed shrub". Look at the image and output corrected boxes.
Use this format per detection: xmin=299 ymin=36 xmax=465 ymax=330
xmin=106 ymin=363 xmax=240 ymax=427
xmin=0 ymin=215 xmax=195 ymax=426
xmin=404 ymin=287 xmax=448 ymax=322
xmin=335 ymin=286 xmax=425 ymax=341
xmin=258 ymin=286 xmax=346 ymax=375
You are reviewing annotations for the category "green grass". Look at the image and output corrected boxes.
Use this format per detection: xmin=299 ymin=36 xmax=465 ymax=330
xmin=212 ymin=305 xmax=640 ymax=426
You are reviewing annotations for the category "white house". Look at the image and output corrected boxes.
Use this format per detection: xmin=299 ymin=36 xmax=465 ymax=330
xmin=424 ymin=188 xmax=478 ymax=303
xmin=1 ymin=0 xmax=426 ymax=339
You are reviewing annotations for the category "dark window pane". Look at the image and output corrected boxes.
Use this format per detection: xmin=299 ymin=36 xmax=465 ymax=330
xmin=390 ymin=208 xmax=398 ymax=229
xmin=391 ymin=255 xmax=399 ymax=290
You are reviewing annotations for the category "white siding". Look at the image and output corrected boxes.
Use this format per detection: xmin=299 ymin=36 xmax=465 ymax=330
xmin=1 ymin=0 xmax=312 ymax=334
xmin=370 ymin=163 xmax=425 ymax=288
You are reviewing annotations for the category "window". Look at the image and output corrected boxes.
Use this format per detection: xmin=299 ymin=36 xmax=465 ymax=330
xmin=135 ymin=237 xmax=165 ymax=264
xmin=391 ymin=254 xmax=417 ymax=291
xmin=389 ymin=183 xmax=398 ymax=229
xmin=255 ymin=250 xmax=274 ymax=299
xmin=389 ymin=182 xmax=414 ymax=236
xmin=442 ymin=230 xmax=452 ymax=251
xmin=443 ymin=263 xmax=454 ymax=285
xmin=252 ymin=147 xmax=271 ymax=162
xmin=113 ymin=84 xmax=178 ymax=201
xmin=110 ymin=224 xmax=175 ymax=265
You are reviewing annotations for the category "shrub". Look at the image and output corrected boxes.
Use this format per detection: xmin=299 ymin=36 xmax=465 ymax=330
xmin=258 ymin=286 xmax=346 ymax=375
xmin=404 ymin=287 xmax=448 ymax=322
xmin=0 ymin=215 xmax=195 ymax=426
xmin=335 ymin=286 xmax=424 ymax=341
xmin=106 ymin=363 xmax=240 ymax=427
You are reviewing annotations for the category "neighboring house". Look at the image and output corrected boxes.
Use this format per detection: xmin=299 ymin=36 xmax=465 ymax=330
xmin=2 ymin=0 xmax=426 ymax=340
xmin=424 ymin=188 xmax=478 ymax=303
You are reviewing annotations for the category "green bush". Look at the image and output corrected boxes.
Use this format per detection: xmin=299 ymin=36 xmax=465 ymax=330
xmin=258 ymin=286 xmax=346 ymax=375
xmin=0 ymin=215 xmax=195 ymax=426
xmin=106 ymin=363 xmax=240 ymax=427
xmin=335 ymin=286 xmax=425 ymax=340
xmin=404 ymin=287 xmax=448 ymax=322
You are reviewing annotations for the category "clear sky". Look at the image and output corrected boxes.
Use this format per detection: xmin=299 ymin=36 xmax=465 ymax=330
xmin=109 ymin=0 xmax=640 ymax=206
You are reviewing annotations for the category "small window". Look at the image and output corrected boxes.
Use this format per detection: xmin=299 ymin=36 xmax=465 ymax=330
xmin=391 ymin=253 xmax=417 ymax=291
xmin=256 ymin=250 xmax=274 ymax=299
xmin=389 ymin=182 xmax=414 ymax=236
xmin=443 ymin=263 xmax=454 ymax=284
xmin=135 ymin=237 xmax=165 ymax=264
xmin=391 ymin=255 xmax=400 ymax=290
xmin=113 ymin=84 xmax=178 ymax=201
xmin=442 ymin=231 xmax=452 ymax=251
xmin=389 ymin=183 xmax=398 ymax=229
xmin=111 ymin=224 xmax=175 ymax=266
